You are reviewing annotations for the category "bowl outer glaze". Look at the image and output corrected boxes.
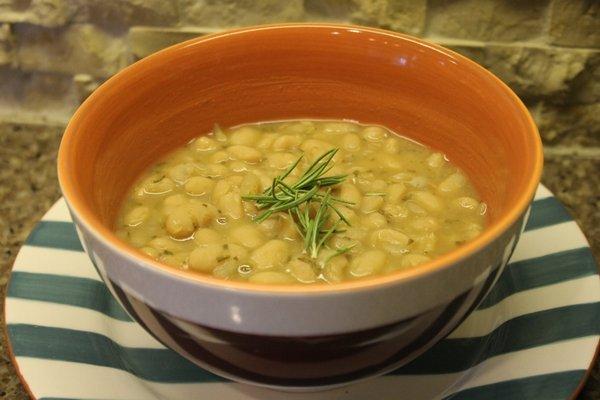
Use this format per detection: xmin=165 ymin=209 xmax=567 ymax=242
xmin=58 ymin=24 xmax=542 ymax=336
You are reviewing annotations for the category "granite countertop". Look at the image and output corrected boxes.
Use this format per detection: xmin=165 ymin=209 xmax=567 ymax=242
xmin=0 ymin=123 xmax=598 ymax=399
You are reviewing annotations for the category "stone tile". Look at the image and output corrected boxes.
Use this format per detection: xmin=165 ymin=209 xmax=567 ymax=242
xmin=445 ymin=43 xmax=597 ymax=103
xmin=0 ymin=0 xmax=76 ymax=28
xmin=178 ymin=0 xmax=305 ymax=27
xmin=0 ymin=23 xmax=13 ymax=66
xmin=349 ymin=0 xmax=427 ymax=35
xmin=0 ymin=67 xmax=77 ymax=122
xmin=14 ymin=23 xmax=131 ymax=77
xmin=549 ymin=0 xmax=600 ymax=48
xmin=534 ymin=102 xmax=600 ymax=147
xmin=427 ymin=0 xmax=550 ymax=42
xmin=129 ymin=26 xmax=217 ymax=59
xmin=74 ymin=0 xmax=178 ymax=29
xmin=0 ymin=0 xmax=177 ymax=29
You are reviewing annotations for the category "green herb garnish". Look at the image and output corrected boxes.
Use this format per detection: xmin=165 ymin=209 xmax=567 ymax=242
xmin=242 ymin=149 xmax=354 ymax=259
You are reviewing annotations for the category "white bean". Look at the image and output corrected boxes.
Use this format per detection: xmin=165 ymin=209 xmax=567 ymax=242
xmin=371 ymin=228 xmax=410 ymax=248
xmin=383 ymin=137 xmax=400 ymax=154
xmin=187 ymin=202 xmax=218 ymax=226
xmin=124 ymin=206 xmax=149 ymax=226
xmin=230 ymin=126 xmax=261 ymax=145
xmin=371 ymin=179 xmax=387 ymax=192
xmin=300 ymin=139 xmax=333 ymax=155
xmin=229 ymin=160 xmax=248 ymax=172
xmin=361 ymin=195 xmax=384 ymax=213
xmin=167 ymin=163 xmax=196 ymax=183
xmin=386 ymin=183 xmax=406 ymax=204
xmin=164 ymin=194 xmax=187 ymax=209
xmin=288 ymin=259 xmax=317 ymax=283
xmin=194 ymin=136 xmax=219 ymax=152
xmin=194 ymin=228 xmax=222 ymax=245
xmin=240 ymin=173 xmax=261 ymax=196
xmin=185 ymin=176 xmax=214 ymax=196
xmin=362 ymin=126 xmax=387 ymax=142
xmin=250 ymin=240 xmax=289 ymax=269
xmin=339 ymin=183 xmax=362 ymax=205
xmin=210 ymin=151 xmax=230 ymax=164
xmin=349 ymin=250 xmax=387 ymax=277
xmin=322 ymin=255 xmax=348 ymax=283
xmin=230 ymin=224 xmax=265 ymax=248
xmin=272 ymin=135 xmax=302 ymax=151
xmin=188 ymin=244 xmax=223 ymax=272
xmin=379 ymin=153 xmax=403 ymax=169
xmin=143 ymin=176 xmax=174 ymax=194
xmin=212 ymin=180 xmax=232 ymax=202
xmin=439 ymin=172 xmax=466 ymax=193
xmin=413 ymin=232 xmax=437 ymax=253
xmin=411 ymin=217 xmax=439 ymax=232
xmin=267 ymin=152 xmax=297 ymax=170
xmin=256 ymin=133 xmax=277 ymax=149
xmin=382 ymin=203 xmax=409 ymax=222
xmin=456 ymin=196 xmax=479 ymax=211
xmin=362 ymin=212 xmax=387 ymax=229
xmin=217 ymin=191 xmax=243 ymax=220
xmin=149 ymin=236 xmax=184 ymax=254
xmin=322 ymin=122 xmax=360 ymax=134
xmin=227 ymin=145 xmax=263 ymax=163
xmin=342 ymin=133 xmax=361 ymax=152
xmin=410 ymin=191 xmax=444 ymax=213
xmin=165 ymin=209 xmax=195 ymax=239
xmin=427 ymin=152 xmax=445 ymax=168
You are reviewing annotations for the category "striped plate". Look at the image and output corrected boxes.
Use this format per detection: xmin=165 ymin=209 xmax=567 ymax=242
xmin=5 ymin=185 xmax=600 ymax=400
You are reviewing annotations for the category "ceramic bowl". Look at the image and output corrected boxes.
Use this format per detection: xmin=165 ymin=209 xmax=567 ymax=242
xmin=57 ymin=24 xmax=543 ymax=391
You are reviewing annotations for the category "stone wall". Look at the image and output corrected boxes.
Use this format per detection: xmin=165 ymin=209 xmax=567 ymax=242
xmin=0 ymin=0 xmax=598 ymax=150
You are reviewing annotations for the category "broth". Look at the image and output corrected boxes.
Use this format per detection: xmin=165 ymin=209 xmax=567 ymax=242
xmin=116 ymin=120 xmax=486 ymax=284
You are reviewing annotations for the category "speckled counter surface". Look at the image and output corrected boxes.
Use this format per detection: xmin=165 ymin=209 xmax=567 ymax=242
xmin=0 ymin=123 xmax=598 ymax=399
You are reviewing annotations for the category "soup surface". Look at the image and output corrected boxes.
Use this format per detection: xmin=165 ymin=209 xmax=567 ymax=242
xmin=116 ymin=120 xmax=486 ymax=284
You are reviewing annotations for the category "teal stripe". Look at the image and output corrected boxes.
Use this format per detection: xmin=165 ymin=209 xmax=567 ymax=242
xmin=8 ymin=324 xmax=225 ymax=383
xmin=444 ymin=370 xmax=585 ymax=400
xmin=525 ymin=197 xmax=572 ymax=231
xmin=8 ymin=303 xmax=600 ymax=381
xmin=478 ymin=247 xmax=598 ymax=309
xmin=8 ymin=272 xmax=131 ymax=322
xmin=26 ymin=221 xmax=83 ymax=252
xmin=394 ymin=302 xmax=600 ymax=375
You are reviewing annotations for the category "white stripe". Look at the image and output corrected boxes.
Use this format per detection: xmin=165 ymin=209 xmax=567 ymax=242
xmin=511 ymin=222 xmax=588 ymax=263
xmin=41 ymin=199 xmax=72 ymax=222
xmin=16 ymin=337 xmax=598 ymax=400
xmin=534 ymin=185 xmax=552 ymax=201
xmin=5 ymin=298 xmax=164 ymax=349
xmin=13 ymin=246 xmax=99 ymax=280
xmin=449 ymin=276 xmax=600 ymax=338
xmin=445 ymin=336 xmax=599 ymax=396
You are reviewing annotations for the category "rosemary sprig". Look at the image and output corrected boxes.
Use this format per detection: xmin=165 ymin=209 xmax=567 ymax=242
xmin=242 ymin=148 xmax=353 ymax=259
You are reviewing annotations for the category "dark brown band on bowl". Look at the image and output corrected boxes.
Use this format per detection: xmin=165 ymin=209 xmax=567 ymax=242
xmin=107 ymin=260 xmax=503 ymax=388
